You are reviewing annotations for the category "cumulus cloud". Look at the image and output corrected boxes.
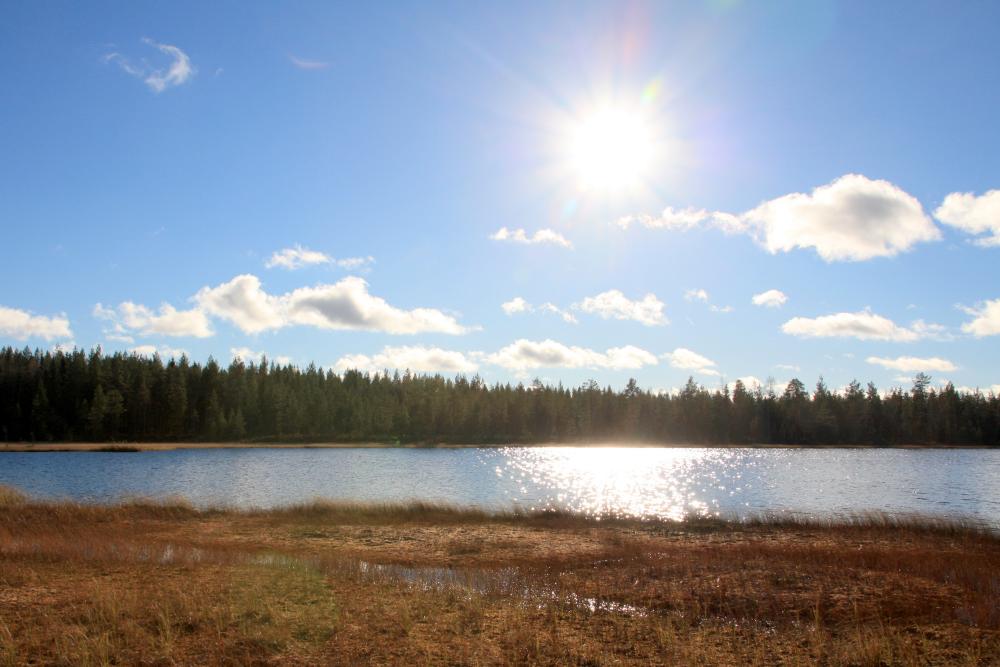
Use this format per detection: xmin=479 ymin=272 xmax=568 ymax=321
xmin=934 ymin=189 xmax=1000 ymax=247
xmin=490 ymin=227 xmax=572 ymax=248
xmin=617 ymin=174 xmax=942 ymax=262
xmin=661 ymin=347 xmax=720 ymax=376
xmin=752 ymin=289 xmax=788 ymax=308
xmin=501 ymin=297 xmax=530 ymax=315
xmin=575 ymin=290 xmax=667 ymax=326
xmin=960 ymin=298 xmax=1000 ymax=337
xmin=744 ymin=174 xmax=940 ymax=261
xmin=94 ymin=302 xmax=213 ymax=339
xmin=0 ymin=305 xmax=73 ymax=341
xmin=781 ymin=309 xmax=943 ymax=342
xmin=103 ymin=38 xmax=195 ymax=93
xmin=333 ymin=346 xmax=478 ymax=374
xmin=501 ymin=298 xmax=577 ymax=323
xmin=131 ymin=344 xmax=188 ymax=359
xmin=486 ymin=339 xmax=657 ymax=371
xmin=866 ymin=356 xmax=957 ymax=372
xmin=195 ymin=274 xmax=470 ymax=335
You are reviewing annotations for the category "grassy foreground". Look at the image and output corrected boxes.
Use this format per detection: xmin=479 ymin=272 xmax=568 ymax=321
xmin=0 ymin=487 xmax=998 ymax=665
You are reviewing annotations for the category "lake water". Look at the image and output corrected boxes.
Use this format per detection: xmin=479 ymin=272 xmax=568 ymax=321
xmin=1 ymin=446 xmax=998 ymax=522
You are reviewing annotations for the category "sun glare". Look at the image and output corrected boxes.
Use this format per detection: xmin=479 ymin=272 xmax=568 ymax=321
xmin=566 ymin=105 xmax=656 ymax=194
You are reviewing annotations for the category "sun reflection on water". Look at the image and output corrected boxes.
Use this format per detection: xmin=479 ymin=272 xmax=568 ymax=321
xmin=490 ymin=446 xmax=747 ymax=520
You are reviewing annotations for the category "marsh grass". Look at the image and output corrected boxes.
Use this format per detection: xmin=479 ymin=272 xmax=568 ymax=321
xmin=1 ymin=485 xmax=998 ymax=665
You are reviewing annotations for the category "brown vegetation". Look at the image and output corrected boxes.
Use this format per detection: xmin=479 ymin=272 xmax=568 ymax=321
xmin=0 ymin=486 xmax=998 ymax=665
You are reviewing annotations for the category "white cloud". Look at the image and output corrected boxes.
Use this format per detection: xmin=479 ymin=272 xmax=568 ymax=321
xmin=289 ymin=55 xmax=330 ymax=70
xmin=502 ymin=297 xmax=530 ymax=315
xmin=333 ymin=345 xmax=478 ymax=374
xmin=194 ymin=276 xmax=284 ymax=334
xmin=265 ymin=246 xmax=375 ymax=271
xmin=336 ymin=256 xmax=375 ymax=271
xmin=781 ymin=309 xmax=939 ymax=342
xmin=684 ymin=288 xmax=709 ymax=302
xmin=866 ymin=356 xmax=957 ymax=372
xmin=575 ymin=289 xmax=667 ymax=326
xmin=616 ymin=207 xmax=747 ymax=234
xmin=487 ymin=339 xmax=657 ymax=371
xmin=709 ymin=304 xmax=734 ymax=313
xmin=744 ymin=174 xmax=940 ymax=261
xmin=775 ymin=363 xmax=800 ymax=372
xmin=103 ymin=38 xmax=195 ymax=93
xmin=0 ymin=306 xmax=73 ymax=341
xmin=490 ymin=227 xmax=572 ymax=248
xmin=752 ymin=289 xmax=788 ymax=308
xmin=266 ymin=245 xmax=332 ymax=270
xmin=960 ymin=298 xmax=1000 ymax=337
xmin=502 ymin=298 xmax=577 ymax=323
xmin=231 ymin=347 xmax=265 ymax=362
xmin=730 ymin=376 xmax=763 ymax=390
xmin=661 ymin=347 xmax=720 ymax=376
xmin=230 ymin=347 xmax=291 ymax=366
xmin=195 ymin=274 xmax=470 ymax=335
xmin=131 ymin=344 xmax=188 ymax=359
xmin=618 ymin=174 xmax=942 ymax=262
xmin=94 ymin=302 xmax=213 ymax=338
xmin=955 ymin=384 xmax=1000 ymax=396
xmin=934 ymin=189 xmax=1000 ymax=247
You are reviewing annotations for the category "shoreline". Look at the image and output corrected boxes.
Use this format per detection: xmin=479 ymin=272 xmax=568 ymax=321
xmin=0 ymin=440 xmax=995 ymax=452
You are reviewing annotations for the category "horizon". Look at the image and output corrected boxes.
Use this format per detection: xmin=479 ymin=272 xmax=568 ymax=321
xmin=3 ymin=2 xmax=1000 ymax=398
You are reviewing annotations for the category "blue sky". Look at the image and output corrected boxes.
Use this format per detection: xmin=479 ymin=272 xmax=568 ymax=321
xmin=2 ymin=0 xmax=999 ymax=394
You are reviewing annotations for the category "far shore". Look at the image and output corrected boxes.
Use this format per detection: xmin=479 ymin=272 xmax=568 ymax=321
xmin=0 ymin=441 xmax=994 ymax=452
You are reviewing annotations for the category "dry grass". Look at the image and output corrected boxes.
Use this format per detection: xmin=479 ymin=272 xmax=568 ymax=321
xmin=0 ymin=485 xmax=998 ymax=665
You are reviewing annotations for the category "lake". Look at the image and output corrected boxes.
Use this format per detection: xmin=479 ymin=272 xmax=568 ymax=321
xmin=1 ymin=446 xmax=998 ymax=522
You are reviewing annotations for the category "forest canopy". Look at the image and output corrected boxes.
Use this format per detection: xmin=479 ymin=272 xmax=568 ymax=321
xmin=1 ymin=346 xmax=997 ymax=446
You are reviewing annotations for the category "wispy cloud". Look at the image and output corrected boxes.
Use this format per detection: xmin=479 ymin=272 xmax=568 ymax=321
xmin=103 ymin=38 xmax=195 ymax=93
xmin=501 ymin=297 xmax=577 ymax=323
xmin=289 ymin=55 xmax=330 ymax=70
xmin=866 ymin=356 xmax=957 ymax=372
xmin=265 ymin=246 xmax=375 ymax=272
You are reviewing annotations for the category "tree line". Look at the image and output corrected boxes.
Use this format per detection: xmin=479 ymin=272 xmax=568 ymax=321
xmin=1 ymin=346 xmax=997 ymax=446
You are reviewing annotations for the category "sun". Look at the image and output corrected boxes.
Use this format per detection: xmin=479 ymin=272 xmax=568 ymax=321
xmin=565 ymin=105 xmax=656 ymax=195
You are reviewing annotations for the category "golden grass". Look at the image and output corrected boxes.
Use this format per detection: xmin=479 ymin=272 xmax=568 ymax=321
xmin=0 ymin=485 xmax=998 ymax=665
